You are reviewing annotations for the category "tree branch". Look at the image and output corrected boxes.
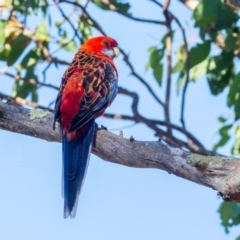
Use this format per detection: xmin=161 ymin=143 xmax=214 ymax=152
xmin=89 ymin=0 xmax=166 ymax=25
xmin=1 ymin=101 xmax=240 ymax=202
xmin=103 ymin=112 xmax=205 ymax=149
xmin=118 ymin=87 xmax=214 ymax=155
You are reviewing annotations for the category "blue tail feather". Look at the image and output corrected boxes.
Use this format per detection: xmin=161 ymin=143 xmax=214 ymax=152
xmin=62 ymin=120 xmax=95 ymax=218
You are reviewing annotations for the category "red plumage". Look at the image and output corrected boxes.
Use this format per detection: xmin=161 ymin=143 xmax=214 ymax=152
xmin=53 ymin=36 xmax=119 ymax=218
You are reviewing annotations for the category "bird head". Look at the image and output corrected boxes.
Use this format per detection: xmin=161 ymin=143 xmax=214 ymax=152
xmin=80 ymin=36 xmax=119 ymax=59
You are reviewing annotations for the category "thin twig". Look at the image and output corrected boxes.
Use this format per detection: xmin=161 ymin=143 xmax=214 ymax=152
xmin=150 ymin=0 xmax=190 ymax=129
xmin=104 ymin=112 xmax=205 ymax=149
xmin=87 ymin=0 xmax=166 ymax=25
xmin=42 ymin=62 xmax=52 ymax=83
xmin=0 ymin=92 xmax=54 ymax=111
xmin=0 ymin=71 xmax=59 ymax=91
xmin=173 ymin=18 xmax=190 ymax=129
xmin=118 ymin=87 xmax=213 ymax=155
xmin=163 ymin=0 xmax=172 ymax=134
xmin=84 ymin=0 xmax=91 ymax=9
xmin=120 ymin=50 xmax=165 ymax=107
xmin=53 ymin=0 xmax=82 ymax=44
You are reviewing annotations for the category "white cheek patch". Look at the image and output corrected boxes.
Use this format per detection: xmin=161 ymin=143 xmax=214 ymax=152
xmin=102 ymin=49 xmax=115 ymax=59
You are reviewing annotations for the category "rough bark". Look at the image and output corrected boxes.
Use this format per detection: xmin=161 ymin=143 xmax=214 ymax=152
xmin=1 ymin=101 xmax=240 ymax=202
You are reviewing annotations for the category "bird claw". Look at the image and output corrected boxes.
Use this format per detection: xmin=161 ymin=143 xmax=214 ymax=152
xmin=130 ymin=136 xmax=135 ymax=141
xmin=101 ymin=125 xmax=108 ymax=130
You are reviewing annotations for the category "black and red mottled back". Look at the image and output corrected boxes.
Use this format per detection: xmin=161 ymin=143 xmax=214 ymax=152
xmin=53 ymin=50 xmax=118 ymax=133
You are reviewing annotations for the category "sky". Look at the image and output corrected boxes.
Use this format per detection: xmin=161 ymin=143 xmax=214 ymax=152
xmin=0 ymin=0 xmax=239 ymax=239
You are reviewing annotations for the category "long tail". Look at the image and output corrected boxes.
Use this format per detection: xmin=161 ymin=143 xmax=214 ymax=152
xmin=62 ymin=120 xmax=95 ymax=218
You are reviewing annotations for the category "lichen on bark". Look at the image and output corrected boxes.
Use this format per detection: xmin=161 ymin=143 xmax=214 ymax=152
xmin=29 ymin=109 xmax=50 ymax=120
xmin=187 ymin=153 xmax=223 ymax=167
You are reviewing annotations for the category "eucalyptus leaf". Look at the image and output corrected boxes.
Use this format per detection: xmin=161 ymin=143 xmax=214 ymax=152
xmin=146 ymin=46 xmax=164 ymax=86
xmin=218 ymin=202 xmax=240 ymax=233
xmin=213 ymin=124 xmax=232 ymax=152
xmin=58 ymin=39 xmax=77 ymax=52
xmin=0 ymin=20 xmax=7 ymax=46
xmin=189 ymin=40 xmax=211 ymax=68
xmin=35 ymin=23 xmax=49 ymax=42
xmin=94 ymin=0 xmax=131 ymax=14
xmin=7 ymin=34 xmax=31 ymax=66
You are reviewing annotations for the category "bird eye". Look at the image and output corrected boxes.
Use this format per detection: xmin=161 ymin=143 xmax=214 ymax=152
xmin=103 ymin=40 xmax=110 ymax=47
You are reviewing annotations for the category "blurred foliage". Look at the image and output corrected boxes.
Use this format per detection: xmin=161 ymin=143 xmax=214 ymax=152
xmin=1 ymin=0 xmax=240 ymax=238
xmin=172 ymin=0 xmax=240 ymax=159
xmin=218 ymin=202 xmax=240 ymax=239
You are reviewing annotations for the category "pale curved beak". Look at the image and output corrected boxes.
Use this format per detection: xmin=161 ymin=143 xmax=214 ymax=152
xmin=113 ymin=47 xmax=120 ymax=58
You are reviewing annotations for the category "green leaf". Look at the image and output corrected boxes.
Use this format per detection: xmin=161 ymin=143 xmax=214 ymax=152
xmin=153 ymin=63 xmax=163 ymax=86
xmin=78 ymin=14 xmax=92 ymax=42
xmin=0 ymin=20 xmax=7 ymax=46
xmin=176 ymin=44 xmax=186 ymax=62
xmin=218 ymin=116 xmax=227 ymax=123
xmin=218 ymin=202 xmax=240 ymax=233
xmin=25 ymin=0 xmax=39 ymax=14
xmin=55 ymin=20 xmax=63 ymax=28
xmin=0 ymin=46 xmax=11 ymax=61
xmin=225 ymin=30 xmax=240 ymax=53
xmin=173 ymin=42 xmax=211 ymax=81
xmin=147 ymin=47 xmax=164 ymax=69
xmin=12 ymin=66 xmax=38 ymax=102
xmin=146 ymin=46 xmax=164 ymax=86
xmin=213 ymin=124 xmax=232 ymax=151
xmin=93 ymin=0 xmax=109 ymax=10
xmin=207 ymin=52 xmax=234 ymax=95
xmin=110 ymin=0 xmax=130 ymax=13
xmin=232 ymin=125 xmax=240 ymax=155
xmin=35 ymin=23 xmax=49 ymax=42
xmin=172 ymin=60 xmax=184 ymax=73
xmin=176 ymin=71 xmax=186 ymax=93
xmin=172 ymin=45 xmax=185 ymax=74
xmin=228 ymin=73 xmax=240 ymax=120
xmin=190 ymin=56 xmax=210 ymax=80
xmin=58 ymin=39 xmax=77 ymax=52
xmin=199 ymin=26 xmax=206 ymax=40
xmin=216 ymin=3 xmax=238 ymax=30
xmin=7 ymin=34 xmax=31 ymax=66
xmin=189 ymin=40 xmax=211 ymax=68
xmin=31 ymin=90 xmax=38 ymax=102
xmin=193 ymin=0 xmax=221 ymax=26
xmin=208 ymin=65 xmax=234 ymax=95
xmin=14 ymin=0 xmax=30 ymax=14
xmin=40 ymin=0 xmax=48 ymax=17
xmin=21 ymin=48 xmax=41 ymax=68
xmin=93 ymin=0 xmax=131 ymax=14
xmin=193 ymin=0 xmax=237 ymax=30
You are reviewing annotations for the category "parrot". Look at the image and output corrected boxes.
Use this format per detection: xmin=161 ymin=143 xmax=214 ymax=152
xmin=53 ymin=36 xmax=119 ymax=218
